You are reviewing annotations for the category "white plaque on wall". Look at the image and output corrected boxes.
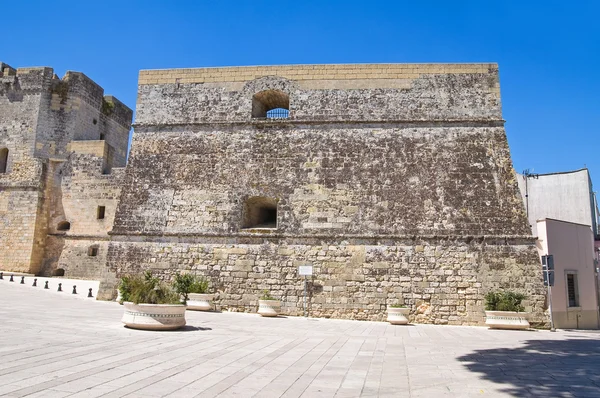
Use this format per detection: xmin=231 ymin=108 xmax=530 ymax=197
xmin=298 ymin=265 xmax=313 ymax=276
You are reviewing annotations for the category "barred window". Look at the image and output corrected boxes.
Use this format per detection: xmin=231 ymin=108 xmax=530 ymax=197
xmin=252 ymin=90 xmax=289 ymax=119
xmin=567 ymin=273 xmax=579 ymax=307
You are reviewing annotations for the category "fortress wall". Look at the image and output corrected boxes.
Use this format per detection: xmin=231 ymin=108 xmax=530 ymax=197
xmin=0 ymin=189 xmax=43 ymax=272
xmin=0 ymin=66 xmax=48 ymax=272
xmin=106 ymin=239 xmax=546 ymax=326
xmin=114 ymin=125 xmax=528 ymax=237
xmin=105 ymin=64 xmax=546 ymax=325
xmin=0 ymin=62 xmax=132 ymax=275
xmin=48 ymin=145 xmax=125 ymax=279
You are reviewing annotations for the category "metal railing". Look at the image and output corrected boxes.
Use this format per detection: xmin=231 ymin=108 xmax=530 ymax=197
xmin=266 ymin=108 xmax=289 ymax=119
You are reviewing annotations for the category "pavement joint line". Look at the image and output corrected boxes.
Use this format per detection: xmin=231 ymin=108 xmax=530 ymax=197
xmin=281 ymin=336 xmax=351 ymax=397
xmin=207 ymin=337 xmax=319 ymax=397
xmin=250 ymin=337 xmax=334 ymax=396
xmin=268 ymin=338 xmax=339 ymax=398
xmin=4 ymin=337 xmax=217 ymax=398
xmin=4 ymin=333 xmax=226 ymax=396
xmin=191 ymin=337 xmax=310 ymax=397
xmin=173 ymin=337 xmax=297 ymax=397
xmin=0 ymin=336 xmax=156 ymax=366
xmin=101 ymin=336 xmax=271 ymax=397
xmin=0 ymin=335 xmax=159 ymax=377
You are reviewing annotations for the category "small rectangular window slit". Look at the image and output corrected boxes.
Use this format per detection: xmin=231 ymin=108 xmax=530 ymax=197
xmin=88 ymin=246 xmax=98 ymax=257
xmin=97 ymin=206 xmax=106 ymax=220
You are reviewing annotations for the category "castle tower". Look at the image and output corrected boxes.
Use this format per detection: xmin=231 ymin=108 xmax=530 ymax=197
xmin=107 ymin=63 xmax=546 ymax=325
xmin=0 ymin=62 xmax=132 ymax=277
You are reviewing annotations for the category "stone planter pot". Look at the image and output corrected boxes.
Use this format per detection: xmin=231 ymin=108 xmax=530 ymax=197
xmin=387 ymin=306 xmax=410 ymax=325
xmin=485 ymin=311 xmax=530 ymax=330
xmin=122 ymin=302 xmax=186 ymax=330
xmin=258 ymin=300 xmax=281 ymax=317
xmin=187 ymin=293 xmax=214 ymax=311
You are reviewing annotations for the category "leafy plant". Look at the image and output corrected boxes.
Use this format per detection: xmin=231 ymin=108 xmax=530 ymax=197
xmin=389 ymin=304 xmax=406 ymax=308
xmin=485 ymin=291 xmax=526 ymax=312
xmin=118 ymin=271 xmax=181 ymax=305
xmin=260 ymin=290 xmax=277 ymax=300
xmin=173 ymin=273 xmax=209 ymax=303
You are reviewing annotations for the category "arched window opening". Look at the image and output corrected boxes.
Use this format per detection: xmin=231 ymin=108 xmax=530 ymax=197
xmin=53 ymin=268 xmax=65 ymax=276
xmin=0 ymin=148 xmax=8 ymax=174
xmin=57 ymin=221 xmax=71 ymax=231
xmin=252 ymin=90 xmax=289 ymax=119
xmin=242 ymin=196 xmax=278 ymax=229
xmin=88 ymin=245 xmax=99 ymax=257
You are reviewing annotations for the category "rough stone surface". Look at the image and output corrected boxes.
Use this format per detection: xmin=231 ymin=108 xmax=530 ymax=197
xmin=1 ymin=62 xmax=547 ymax=325
xmin=0 ymin=62 xmax=132 ymax=278
xmin=106 ymin=63 xmax=546 ymax=326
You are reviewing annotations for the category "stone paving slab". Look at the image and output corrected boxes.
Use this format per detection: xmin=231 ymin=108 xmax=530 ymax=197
xmin=1 ymin=281 xmax=599 ymax=397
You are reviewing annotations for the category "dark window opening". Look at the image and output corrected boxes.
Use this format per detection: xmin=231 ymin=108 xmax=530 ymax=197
xmin=567 ymin=273 xmax=579 ymax=307
xmin=242 ymin=196 xmax=278 ymax=229
xmin=252 ymin=90 xmax=289 ymax=119
xmin=93 ymin=119 xmax=98 ymax=125
xmin=99 ymin=132 xmax=105 ymax=140
xmin=97 ymin=206 xmax=106 ymax=220
xmin=0 ymin=148 xmax=8 ymax=174
xmin=88 ymin=246 xmax=99 ymax=257
xmin=57 ymin=221 xmax=71 ymax=231
xmin=53 ymin=268 xmax=65 ymax=276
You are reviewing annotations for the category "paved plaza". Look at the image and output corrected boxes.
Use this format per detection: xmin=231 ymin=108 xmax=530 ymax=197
xmin=1 ymin=281 xmax=599 ymax=397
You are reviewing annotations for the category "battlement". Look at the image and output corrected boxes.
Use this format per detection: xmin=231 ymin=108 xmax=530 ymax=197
xmin=0 ymin=62 xmax=132 ymax=129
xmin=138 ymin=63 xmax=498 ymax=87
xmin=101 ymin=96 xmax=133 ymax=130
xmin=0 ymin=62 xmax=16 ymax=76
xmin=48 ymin=71 xmax=132 ymax=129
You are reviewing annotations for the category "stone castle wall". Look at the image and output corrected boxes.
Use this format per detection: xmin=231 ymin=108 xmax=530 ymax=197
xmin=107 ymin=238 xmax=546 ymax=325
xmin=41 ymin=142 xmax=125 ymax=279
xmin=0 ymin=62 xmax=132 ymax=277
xmin=105 ymin=63 xmax=547 ymax=325
xmin=114 ymin=125 xmax=527 ymax=237
xmin=1 ymin=65 xmax=49 ymax=272
xmin=0 ymin=61 xmax=548 ymax=326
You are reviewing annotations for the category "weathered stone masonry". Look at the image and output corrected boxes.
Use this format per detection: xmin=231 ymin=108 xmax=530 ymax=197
xmin=0 ymin=62 xmax=132 ymax=278
xmin=106 ymin=63 xmax=548 ymax=325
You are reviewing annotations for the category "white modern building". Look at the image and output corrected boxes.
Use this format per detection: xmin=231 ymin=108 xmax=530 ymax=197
xmin=517 ymin=168 xmax=600 ymax=329
xmin=517 ymin=168 xmax=599 ymax=238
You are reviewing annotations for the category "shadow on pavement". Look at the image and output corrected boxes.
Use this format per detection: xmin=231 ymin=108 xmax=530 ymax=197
xmin=458 ymin=337 xmax=600 ymax=397
xmin=179 ymin=325 xmax=212 ymax=332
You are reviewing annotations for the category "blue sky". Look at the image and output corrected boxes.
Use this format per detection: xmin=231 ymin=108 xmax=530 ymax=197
xmin=2 ymin=1 xmax=599 ymax=181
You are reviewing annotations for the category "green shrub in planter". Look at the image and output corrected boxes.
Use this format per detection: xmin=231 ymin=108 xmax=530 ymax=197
xmin=173 ymin=273 xmax=209 ymax=304
xmin=260 ymin=290 xmax=277 ymax=300
xmin=485 ymin=291 xmax=526 ymax=312
xmin=119 ymin=271 xmax=181 ymax=305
